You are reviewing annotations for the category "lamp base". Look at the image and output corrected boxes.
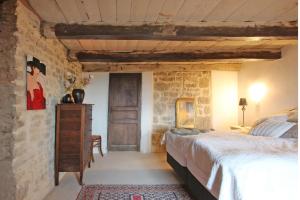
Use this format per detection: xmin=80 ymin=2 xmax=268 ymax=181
xmin=241 ymin=107 xmax=246 ymax=127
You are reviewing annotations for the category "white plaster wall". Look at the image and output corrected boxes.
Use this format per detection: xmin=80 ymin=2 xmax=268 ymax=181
xmin=141 ymin=72 xmax=153 ymax=153
xmin=84 ymin=72 xmax=109 ymax=153
xmin=211 ymin=71 xmax=239 ymax=131
xmin=238 ymin=45 xmax=298 ymax=126
xmin=83 ymin=72 xmax=153 ymax=153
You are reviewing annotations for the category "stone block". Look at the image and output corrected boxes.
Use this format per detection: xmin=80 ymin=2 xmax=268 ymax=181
xmin=198 ymin=97 xmax=210 ymax=104
xmin=154 ymin=82 xmax=170 ymax=90
xmin=199 ymin=78 xmax=210 ymax=88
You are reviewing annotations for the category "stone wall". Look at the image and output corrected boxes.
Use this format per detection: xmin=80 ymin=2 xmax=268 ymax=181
xmin=0 ymin=1 xmax=82 ymax=200
xmin=152 ymin=71 xmax=211 ymax=152
xmin=0 ymin=1 xmax=17 ymax=199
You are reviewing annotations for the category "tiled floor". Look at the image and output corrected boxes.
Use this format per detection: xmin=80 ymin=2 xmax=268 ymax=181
xmin=44 ymin=152 xmax=181 ymax=200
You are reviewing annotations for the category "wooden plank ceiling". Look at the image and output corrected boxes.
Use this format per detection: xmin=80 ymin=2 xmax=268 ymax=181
xmin=27 ymin=0 xmax=298 ymax=71
xmin=61 ymin=37 xmax=297 ymax=54
xmin=28 ymin=0 xmax=297 ymax=25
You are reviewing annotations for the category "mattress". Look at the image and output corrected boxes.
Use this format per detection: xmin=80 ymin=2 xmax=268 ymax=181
xmin=187 ymin=133 xmax=298 ymax=200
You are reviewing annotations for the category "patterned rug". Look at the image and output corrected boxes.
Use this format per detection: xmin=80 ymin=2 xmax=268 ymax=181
xmin=76 ymin=184 xmax=193 ymax=200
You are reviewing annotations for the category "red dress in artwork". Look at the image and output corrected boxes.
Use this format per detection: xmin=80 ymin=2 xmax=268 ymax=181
xmin=27 ymin=82 xmax=46 ymax=110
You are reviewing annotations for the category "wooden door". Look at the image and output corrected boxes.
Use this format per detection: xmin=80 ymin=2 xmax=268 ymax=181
xmin=108 ymin=73 xmax=141 ymax=151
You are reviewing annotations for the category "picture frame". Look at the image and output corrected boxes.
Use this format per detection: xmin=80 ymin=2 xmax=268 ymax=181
xmin=175 ymin=97 xmax=195 ymax=128
xmin=26 ymin=55 xmax=46 ymax=110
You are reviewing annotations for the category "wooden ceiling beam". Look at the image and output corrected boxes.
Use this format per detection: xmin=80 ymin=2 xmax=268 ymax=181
xmin=76 ymin=51 xmax=281 ymax=63
xmin=82 ymin=63 xmax=242 ymax=72
xmin=54 ymin=24 xmax=297 ymax=41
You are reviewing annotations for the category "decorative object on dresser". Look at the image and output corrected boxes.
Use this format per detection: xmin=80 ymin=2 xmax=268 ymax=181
xmin=72 ymin=88 xmax=85 ymax=104
xmin=239 ymin=98 xmax=247 ymax=126
xmin=55 ymin=104 xmax=93 ymax=185
xmin=63 ymin=72 xmax=94 ymax=104
xmin=61 ymin=94 xmax=73 ymax=104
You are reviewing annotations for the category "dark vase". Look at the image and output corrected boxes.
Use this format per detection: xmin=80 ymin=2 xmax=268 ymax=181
xmin=61 ymin=94 xmax=73 ymax=104
xmin=72 ymin=89 xmax=85 ymax=104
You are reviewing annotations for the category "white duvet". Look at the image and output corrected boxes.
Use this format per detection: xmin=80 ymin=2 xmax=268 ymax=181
xmin=165 ymin=131 xmax=199 ymax=166
xmin=187 ymin=133 xmax=298 ymax=200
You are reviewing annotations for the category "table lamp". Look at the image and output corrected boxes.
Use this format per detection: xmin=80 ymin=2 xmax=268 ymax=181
xmin=239 ymin=98 xmax=247 ymax=127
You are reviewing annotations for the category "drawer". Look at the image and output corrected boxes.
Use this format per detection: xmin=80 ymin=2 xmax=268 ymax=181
xmin=60 ymin=140 xmax=80 ymax=147
xmin=59 ymin=160 xmax=80 ymax=172
xmin=59 ymin=134 xmax=80 ymax=143
xmin=60 ymin=110 xmax=81 ymax=119
xmin=60 ymin=145 xmax=80 ymax=154
xmin=59 ymin=154 xmax=80 ymax=160
xmin=60 ymin=121 xmax=81 ymax=131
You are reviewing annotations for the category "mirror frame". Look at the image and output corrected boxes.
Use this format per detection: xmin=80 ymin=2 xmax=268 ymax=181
xmin=175 ymin=97 xmax=195 ymax=128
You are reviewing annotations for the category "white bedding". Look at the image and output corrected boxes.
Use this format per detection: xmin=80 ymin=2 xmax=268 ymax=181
xmin=187 ymin=133 xmax=298 ymax=200
xmin=165 ymin=130 xmax=238 ymax=167
xmin=165 ymin=131 xmax=199 ymax=166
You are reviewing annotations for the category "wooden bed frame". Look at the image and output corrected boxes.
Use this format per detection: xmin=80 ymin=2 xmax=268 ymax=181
xmin=167 ymin=153 xmax=217 ymax=200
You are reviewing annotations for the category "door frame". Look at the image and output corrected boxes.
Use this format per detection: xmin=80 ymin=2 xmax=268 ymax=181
xmin=107 ymin=73 xmax=142 ymax=151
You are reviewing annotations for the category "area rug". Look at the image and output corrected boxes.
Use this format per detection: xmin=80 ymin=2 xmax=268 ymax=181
xmin=76 ymin=184 xmax=193 ymax=200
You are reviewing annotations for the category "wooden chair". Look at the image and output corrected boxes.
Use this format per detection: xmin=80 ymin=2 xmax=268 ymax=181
xmin=90 ymin=135 xmax=104 ymax=162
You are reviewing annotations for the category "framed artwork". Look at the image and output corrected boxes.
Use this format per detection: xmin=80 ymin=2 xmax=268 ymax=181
xmin=26 ymin=56 xmax=46 ymax=110
xmin=176 ymin=98 xmax=195 ymax=128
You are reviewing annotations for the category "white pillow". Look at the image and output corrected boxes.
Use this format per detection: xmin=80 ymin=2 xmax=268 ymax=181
xmin=252 ymin=114 xmax=288 ymax=127
xmin=250 ymin=119 xmax=296 ymax=137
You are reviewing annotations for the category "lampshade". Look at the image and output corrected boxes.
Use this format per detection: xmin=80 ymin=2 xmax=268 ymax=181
xmin=239 ymin=98 xmax=247 ymax=106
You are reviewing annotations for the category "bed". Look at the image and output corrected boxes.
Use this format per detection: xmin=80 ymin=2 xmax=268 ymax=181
xmin=165 ymin=130 xmax=236 ymax=200
xmin=165 ymin=130 xmax=236 ymax=167
xmin=166 ymin=131 xmax=298 ymax=200
xmin=188 ymin=133 xmax=298 ymax=200
xmin=165 ymin=130 xmax=200 ymax=183
xmin=166 ymin=131 xmax=199 ymax=167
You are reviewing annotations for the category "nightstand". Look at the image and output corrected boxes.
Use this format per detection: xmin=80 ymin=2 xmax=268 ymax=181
xmin=230 ymin=125 xmax=252 ymax=134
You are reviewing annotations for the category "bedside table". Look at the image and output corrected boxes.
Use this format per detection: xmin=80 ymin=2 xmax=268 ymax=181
xmin=230 ymin=125 xmax=252 ymax=134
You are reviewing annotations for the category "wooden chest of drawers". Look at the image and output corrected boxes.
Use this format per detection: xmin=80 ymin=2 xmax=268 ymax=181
xmin=55 ymin=104 xmax=92 ymax=185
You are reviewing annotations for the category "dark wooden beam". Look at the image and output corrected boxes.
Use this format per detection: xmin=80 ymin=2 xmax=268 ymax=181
xmin=82 ymin=63 xmax=241 ymax=72
xmin=76 ymin=51 xmax=281 ymax=63
xmin=54 ymin=24 xmax=297 ymax=41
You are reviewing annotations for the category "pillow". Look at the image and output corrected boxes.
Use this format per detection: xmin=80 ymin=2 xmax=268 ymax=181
xmin=252 ymin=114 xmax=288 ymax=127
xmin=280 ymin=125 xmax=298 ymax=138
xmin=249 ymin=119 xmax=295 ymax=137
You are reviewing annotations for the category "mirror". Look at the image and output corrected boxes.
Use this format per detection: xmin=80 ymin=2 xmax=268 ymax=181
xmin=176 ymin=98 xmax=195 ymax=128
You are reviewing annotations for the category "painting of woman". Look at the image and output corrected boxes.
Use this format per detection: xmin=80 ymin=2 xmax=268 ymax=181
xmin=26 ymin=56 xmax=46 ymax=110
